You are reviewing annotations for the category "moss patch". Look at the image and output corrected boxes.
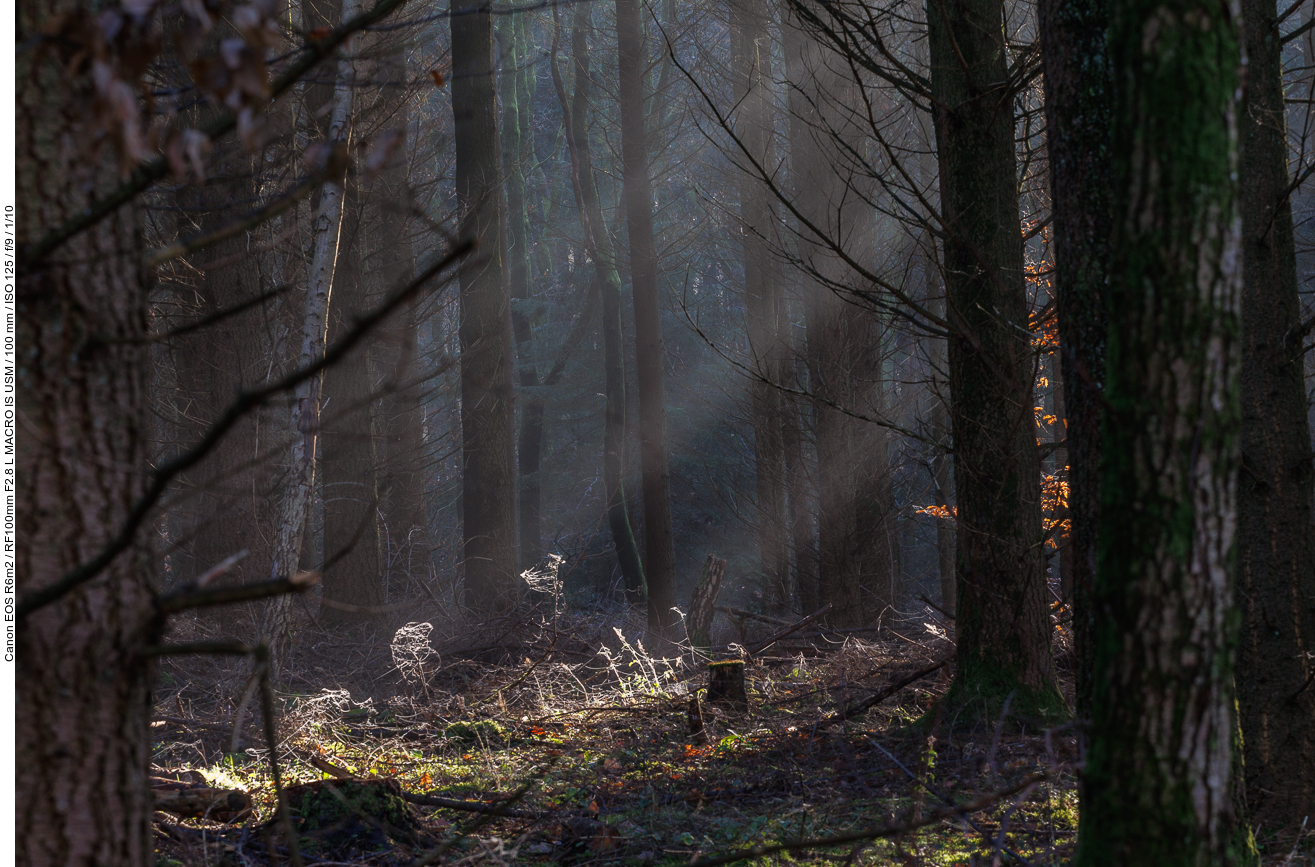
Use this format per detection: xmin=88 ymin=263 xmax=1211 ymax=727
xmin=443 ymin=719 xmax=510 ymax=746
xmin=279 ymin=778 xmax=427 ymax=859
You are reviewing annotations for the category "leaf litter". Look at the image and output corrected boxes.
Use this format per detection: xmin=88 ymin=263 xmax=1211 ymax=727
xmin=150 ymin=600 xmax=1081 ymax=866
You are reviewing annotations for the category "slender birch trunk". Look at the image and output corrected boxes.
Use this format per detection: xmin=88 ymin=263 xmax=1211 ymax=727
xmin=263 ymin=0 xmax=359 ymax=660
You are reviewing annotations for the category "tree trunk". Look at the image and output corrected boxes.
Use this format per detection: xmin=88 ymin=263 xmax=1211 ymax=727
xmin=320 ymin=179 xmax=385 ymax=628
xmin=166 ymin=155 xmax=278 ymax=629
xmin=618 ymin=0 xmax=678 ymax=636
xmin=500 ymin=10 xmax=545 ymax=573
xmin=265 ymin=0 xmax=359 ymax=652
xmin=926 ymin=0 xmax=1060 ymax=719
xmin=1038 ymin=0 xmax=1111 ymax=729
xmin=732 ymin=0 xmax=791 ymax=615
xmin=782 ymin=349 xmax=819 ymax=615
xmin=552 ymin=2 xmax=647 ymax=601
xmin=1234 ymin=0 xmax=1315 ymax=835
xmin=453 ymin=0 xmax=519 ymax=610
xmin=1076 ymin=0 xmax=1246 ymax=859
xmin=16 ymin=4 xmax=157 ymax=861
xmin=786 ymin=3 xmax=891 ymax=628
xmin=372 ymin=40 xmax=435 ymax=595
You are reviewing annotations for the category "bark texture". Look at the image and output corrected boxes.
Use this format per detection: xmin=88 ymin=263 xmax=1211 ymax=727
xmin=926 ymin=0 xmax=1059 ymax=717
xmin=1235 ymin=0 xmax=1315 ymax=833
xmin=265 ymin=0 xmax=358 ymax=650
xmin=453 ymin=0 xmax=520 ymax=610
xmin=16 ymin=2 xmax=157 ymax=862
xmin=1076 ymin=0 xmax=1246 ymax=859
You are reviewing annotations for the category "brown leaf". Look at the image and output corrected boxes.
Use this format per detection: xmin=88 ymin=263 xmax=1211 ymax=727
xmin=183 ymin=128 xmax=211 ymax=184
xmin=590 ymin=825 xmax=620 ymax=853
xmin=164 ymin=129 xmax=187 ymax=179
xmin=180 ymin=0 xmax=213 ymax=32
xmin=235 ymin=105 xmax=267 ymax=153
xmin=362 ymin=128 xmax=405 ymax=180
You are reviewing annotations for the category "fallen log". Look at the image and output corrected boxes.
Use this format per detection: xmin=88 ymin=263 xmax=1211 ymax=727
xmin=401 ymin=792 xmax=541 ymax=819
xmin=152 ymin=782 xmax=251 ymax=821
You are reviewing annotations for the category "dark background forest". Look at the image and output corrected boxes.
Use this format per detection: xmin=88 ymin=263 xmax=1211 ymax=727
xmin=13 ymin=0 xmax=1315 ymax=863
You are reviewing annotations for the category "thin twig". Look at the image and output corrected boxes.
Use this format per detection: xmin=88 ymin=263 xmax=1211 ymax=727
xmin=747 ymin=604 xmax=833 ymax=656
xmin=157 ymin=572 xmax=319 ymax=615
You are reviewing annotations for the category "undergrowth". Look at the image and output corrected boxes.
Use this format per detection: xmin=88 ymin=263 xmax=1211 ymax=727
xmin=149 ymin=600 xmax=1092 ymax=867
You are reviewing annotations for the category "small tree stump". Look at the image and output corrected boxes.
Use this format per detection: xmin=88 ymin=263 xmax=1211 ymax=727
xmin=707 ymin=660 xmax=748 ymax=711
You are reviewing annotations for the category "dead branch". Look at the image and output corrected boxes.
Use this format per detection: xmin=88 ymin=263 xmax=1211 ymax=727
xmin=747 ymin=603 xmax=834 ymax=656
xmin=822 ymin=657 xmax=950 ymax=724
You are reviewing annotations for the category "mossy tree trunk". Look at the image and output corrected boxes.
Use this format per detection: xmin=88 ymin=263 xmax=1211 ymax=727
xmin=926 ymin=0 xmax=1060 ymax=718
xmin=453 ymin=0 xmax=519 ymax=610
xmin=1076 ymin=0 xmax=1247 ymax=859
xmin=1234 ymin=0 xmax=1315 ymax=835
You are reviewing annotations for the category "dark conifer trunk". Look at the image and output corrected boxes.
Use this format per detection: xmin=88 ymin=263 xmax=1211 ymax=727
xmin=732 ymin=0 xmax=791 ymax=613
xmin=553 ymin=2 xmax=647 ymax=600
xmin=373 ymin=43 xmax=435 ymax=590
xmin=1038 ymin=0 xmax=1111 ymax=727
xmin=500 ymin=11 xmax=545 ymax=573
xmin=618 ymin=0 xmax=679 ymax=636
xmin=1235 ymin=0 xmax=1315 ymax=833
xmin=452 ymin=0 xmax=519 ymax=609
xmin=926 ymin=0 xmax=1060 ymax=717
xmin=787 ymin=3 xmax=891 ymax=627
xmin=321 ymin=178 xmax=386 ymax=628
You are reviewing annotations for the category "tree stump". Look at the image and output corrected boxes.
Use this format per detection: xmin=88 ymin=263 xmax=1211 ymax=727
xmin=707 ymin=660 xmax=748 ymax=711
xmin=686 ymin=554 xmax=726 ymax=653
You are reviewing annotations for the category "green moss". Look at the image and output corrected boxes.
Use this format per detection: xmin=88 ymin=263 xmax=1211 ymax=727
xmin=937 ymin=659 xmax=1070 ymax=730
xmin=282 ymin=779 xmax=425 ymax=858
xmin=443 ymin=719 xmax=510 ymax=746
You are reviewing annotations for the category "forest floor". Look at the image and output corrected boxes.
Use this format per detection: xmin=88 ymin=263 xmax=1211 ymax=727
xmin=146 ymin=602 xmax=1308 ymax=867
